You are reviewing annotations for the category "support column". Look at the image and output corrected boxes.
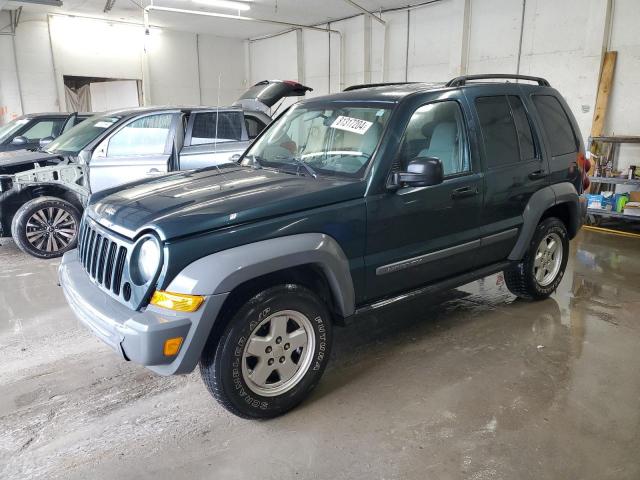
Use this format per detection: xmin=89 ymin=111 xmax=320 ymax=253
xmin=448 ymin=0 xmax=471 ymax=77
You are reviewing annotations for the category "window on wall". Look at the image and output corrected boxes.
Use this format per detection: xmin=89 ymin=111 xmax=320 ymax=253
xmin=475 ymin=96 xmax=520 ymax=168
xmin=532 ymin=95 xmax=577 ymax=156
xmin=397 ymin=101 xmax=469 ymax=176
xmin=191 ymin=111 xmax=244 ymax=145
xmin=107 ymin=113 xmax=173 ymax=157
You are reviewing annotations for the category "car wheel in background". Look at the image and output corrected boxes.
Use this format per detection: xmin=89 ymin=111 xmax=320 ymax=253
xmin=11 ymin=196 xmax=81 ymax=259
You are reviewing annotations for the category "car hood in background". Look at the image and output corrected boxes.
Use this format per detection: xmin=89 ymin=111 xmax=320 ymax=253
xmin=87 ymin=166 xmax=363 ymax=241
xmin=0 ymin=149 xmax=62 ymax=174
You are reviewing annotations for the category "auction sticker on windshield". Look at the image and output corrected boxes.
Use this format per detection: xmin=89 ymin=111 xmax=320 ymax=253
xmin=330 ymin=116 xmax=373 ymax=135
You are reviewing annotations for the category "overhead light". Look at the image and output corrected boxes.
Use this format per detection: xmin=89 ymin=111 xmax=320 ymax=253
xmin=191 ymin=0 xmax=251 ymax=11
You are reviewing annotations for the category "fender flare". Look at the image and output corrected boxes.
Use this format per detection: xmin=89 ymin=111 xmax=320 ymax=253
xmin=166 ymin=233 xmax=356 ymax=317
xmin=508 ymin=182 xmax=581 ymax=261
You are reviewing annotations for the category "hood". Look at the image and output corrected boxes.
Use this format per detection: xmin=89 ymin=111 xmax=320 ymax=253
xmin=0 ymin=149 xmax=63 ymax=174
xmin=87 ymin=166 xmax=363 ymax=241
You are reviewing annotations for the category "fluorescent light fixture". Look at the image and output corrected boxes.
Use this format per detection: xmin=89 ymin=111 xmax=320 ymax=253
xmin=191 ymin=0 xmax=251 ymax=11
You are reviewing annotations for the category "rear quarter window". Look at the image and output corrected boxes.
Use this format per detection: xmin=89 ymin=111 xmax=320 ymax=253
xmin=532 ymin=95 xmax=577 ymax=156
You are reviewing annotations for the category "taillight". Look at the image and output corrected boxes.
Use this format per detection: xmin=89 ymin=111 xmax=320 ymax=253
xmin=577 ymin=152 xmax=590 ymax=191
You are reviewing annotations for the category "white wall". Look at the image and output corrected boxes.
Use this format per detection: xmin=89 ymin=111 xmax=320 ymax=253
xmin=146 ymin=29 xmax=200 ymax=105
xmin=198 ymin=34 xmax=247 ymax=105
xmin=245 ymin=0 xmax=639 ymax=165
xmin=0 ymin=14 xmax=247 ymax=119
xmin=0 ymin=11 xmax=22 ymax=123
xmin=12 ymin=13 xmax=59 ymax=113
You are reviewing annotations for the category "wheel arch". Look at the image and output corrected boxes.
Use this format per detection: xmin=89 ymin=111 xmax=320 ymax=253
xmin=509 ymin=182 xmax=582 ymax=261
xmin=165 ymin=233 xmax=356 ymax=318
xmin=1 ymin=183 xmax=85 ymax=236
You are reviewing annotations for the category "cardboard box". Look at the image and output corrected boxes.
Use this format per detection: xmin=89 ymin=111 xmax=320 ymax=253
xmin=629 ymin=191 xmax=640 ymax=203
xmin=624 ymin=202 xmax=640 ymax=216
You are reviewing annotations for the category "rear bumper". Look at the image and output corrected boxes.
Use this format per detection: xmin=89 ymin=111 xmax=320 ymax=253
xmin=59 ymin=249 xmax=228 ymax=375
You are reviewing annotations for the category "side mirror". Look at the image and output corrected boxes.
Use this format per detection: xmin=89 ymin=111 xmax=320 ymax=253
xmin=11 ymin=135 xmax=27 ymax=146
xmin=393 ymin=157 xmax=444 ymax=188
xmin=39 ymin=136 xmax=54 ymax=148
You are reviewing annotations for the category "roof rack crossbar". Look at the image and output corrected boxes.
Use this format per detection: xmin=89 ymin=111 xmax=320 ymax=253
xmin=343 ymin=82 xmax=418 ymax=91
xmin=445 ymin=74 xmax=550 ymax=87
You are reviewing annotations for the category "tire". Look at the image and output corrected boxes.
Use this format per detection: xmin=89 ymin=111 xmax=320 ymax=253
xmin=200 ymin=284 xmax=333 ymax=419
xmin=11 ymin=196 xmax=81 ymax=259
xmin=504 ymin=217 xmax=569 ymax=300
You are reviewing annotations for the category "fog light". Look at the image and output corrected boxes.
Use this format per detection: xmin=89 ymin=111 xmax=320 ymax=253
xmin=163 ymin=337 xmax=183 ymax=357
xmin=150 ymin=290 xmax=204 ymax=312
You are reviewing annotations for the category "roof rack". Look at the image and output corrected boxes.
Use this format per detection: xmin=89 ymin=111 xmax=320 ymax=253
xmin=343 ymin=82 xmax=418 ymax=92
xmin=445 ymin=74 xmax=550 ymax=87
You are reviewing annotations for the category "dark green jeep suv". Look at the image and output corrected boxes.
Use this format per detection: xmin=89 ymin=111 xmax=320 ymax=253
xmin=59 ymin=74 xmax=588 ymax=418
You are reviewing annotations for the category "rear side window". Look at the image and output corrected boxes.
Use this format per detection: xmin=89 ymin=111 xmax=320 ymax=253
xmin=245 ymin=116 xmax=267 ymax=140
xmin=507 ymin=96 xmax=536 ymax=160
xmin=191 ymin=111 xmax=244 ymax=145
xmin=532 ymin=95 xmax=577 ymax=156
xmin=475 ymin=96 xmax=520 ymax=168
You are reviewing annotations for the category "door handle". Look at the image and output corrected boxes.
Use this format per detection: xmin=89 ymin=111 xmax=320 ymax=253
xmin=451 ymin=186 xmax=479 ymax=199
xmin=528 ymin=170 xmax=548 ymax=180
xmin=146 ymin=168 xmax=163 ymax=175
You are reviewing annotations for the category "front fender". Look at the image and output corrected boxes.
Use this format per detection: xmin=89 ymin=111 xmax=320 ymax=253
xmin=165 ymin=233 xmax=356 ymax=317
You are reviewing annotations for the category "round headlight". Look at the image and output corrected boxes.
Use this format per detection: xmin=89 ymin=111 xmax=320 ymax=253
xmin=135 ymin=236 xmax=161 ymax=285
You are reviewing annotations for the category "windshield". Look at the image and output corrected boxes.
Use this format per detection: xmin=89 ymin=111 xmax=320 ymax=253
xmin=243 ymin=104 xmax=392 ymax=178
xmin=44 ymin=115 xmax=121 ymax=155
xmin=0 ymin=118 xmax=29 ymax=143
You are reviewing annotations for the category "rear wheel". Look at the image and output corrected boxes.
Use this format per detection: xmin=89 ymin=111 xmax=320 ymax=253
xmin=11 ymin=196 xmax=81 ymax=259
xmin=504 ymin=217 xmax=569 ymax=300
xmin=200 ymin=284 xmax=332 ymax=419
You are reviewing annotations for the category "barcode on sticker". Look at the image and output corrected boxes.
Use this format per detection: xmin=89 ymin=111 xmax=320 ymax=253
xmin=330 ymin=116 xmax=373 ymax=135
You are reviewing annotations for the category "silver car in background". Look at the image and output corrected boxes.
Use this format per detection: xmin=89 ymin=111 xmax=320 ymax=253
xmin=0 ymin=80 xmax=312 ymax=258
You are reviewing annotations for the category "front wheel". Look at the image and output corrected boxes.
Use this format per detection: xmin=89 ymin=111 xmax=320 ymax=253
xmin=504 ymin=217 xmax=569 ymax=300
xmin=11 ymin=196 xmax=81 ymax=259
xmin=200 ymin=284 xmax=333 ymax=419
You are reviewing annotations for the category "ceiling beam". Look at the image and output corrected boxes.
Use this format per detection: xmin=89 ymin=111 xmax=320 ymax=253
xmin=342 ymin=0 xmax=385 ymax=25
xmin=12 ymin=0 xmax=62 ymax=6
xmin=144 ymin=5 xmax=343 ymax=35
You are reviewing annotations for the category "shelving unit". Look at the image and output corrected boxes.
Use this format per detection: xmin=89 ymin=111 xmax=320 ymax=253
xmin=587 ymin=135 xmax=640 ymax=225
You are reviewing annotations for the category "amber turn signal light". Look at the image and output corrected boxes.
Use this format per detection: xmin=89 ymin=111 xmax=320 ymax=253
xmin=150 ymin=290 xmax=204 ymax=312
xmin=163 ymin=337 xmax=183 ymax=357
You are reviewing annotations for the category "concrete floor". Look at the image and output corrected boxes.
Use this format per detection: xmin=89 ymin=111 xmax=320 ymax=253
xmin=1 ymin=230 xmax=639 ymax=480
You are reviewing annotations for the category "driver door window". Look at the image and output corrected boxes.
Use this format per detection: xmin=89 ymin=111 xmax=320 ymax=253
xmin=397 ymin=101 xmax=468 ymax=176
xmin=107 ymin=114 xmax=172 ymax=156
xmin=90 ymin=113 xmax=175 ymax=193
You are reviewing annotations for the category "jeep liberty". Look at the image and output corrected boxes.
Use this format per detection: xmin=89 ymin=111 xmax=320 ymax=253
xmin=59 ymin=74 xmax=588 ymax=418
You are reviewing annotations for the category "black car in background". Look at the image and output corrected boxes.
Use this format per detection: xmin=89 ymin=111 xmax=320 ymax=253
xmin=0 ymin=112 xmax=90 ymax=152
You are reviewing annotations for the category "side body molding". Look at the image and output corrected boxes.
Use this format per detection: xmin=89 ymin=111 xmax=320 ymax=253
xmin=166 ymin=233 xmax=356 ymax=317
xmin=508 ymin=182 xmax=581 ymax=261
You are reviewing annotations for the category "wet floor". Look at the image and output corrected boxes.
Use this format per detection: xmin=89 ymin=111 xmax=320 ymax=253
xmin=1 ymin=231 xmax=639 ymax=479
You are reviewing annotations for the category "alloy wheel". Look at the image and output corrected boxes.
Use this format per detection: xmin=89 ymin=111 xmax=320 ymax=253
xmin=533 ymin=232 xmax=563 ymax=287
xmin=25 ymin=207 xmax=78 ymax=253
xmin=241 ymin=309 xmax=316 ymax=397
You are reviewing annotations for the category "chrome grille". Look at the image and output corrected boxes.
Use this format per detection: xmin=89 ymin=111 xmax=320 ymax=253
xmin=78 ymin=218 xmax=130 ymax=299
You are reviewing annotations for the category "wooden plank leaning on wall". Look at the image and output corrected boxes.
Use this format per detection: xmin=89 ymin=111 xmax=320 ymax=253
xmin=587 ymin=51 xmax=617 ymax=192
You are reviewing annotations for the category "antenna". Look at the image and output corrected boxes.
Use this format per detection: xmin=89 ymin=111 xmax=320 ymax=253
xmin=211 ymin=73 xmax=228 ymax=181
xmin=215 ymin=72 xmax=221 ymax=156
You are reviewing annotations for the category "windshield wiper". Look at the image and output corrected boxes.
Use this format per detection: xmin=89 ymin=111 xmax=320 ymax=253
xmin=275 ymin=155 xmax=317 ymax=179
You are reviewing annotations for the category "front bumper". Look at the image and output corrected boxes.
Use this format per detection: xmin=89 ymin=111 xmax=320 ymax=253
xmin=59 ymin=250 xmax=228 ymax=375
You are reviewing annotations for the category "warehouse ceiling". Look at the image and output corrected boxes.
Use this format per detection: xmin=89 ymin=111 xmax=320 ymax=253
xmin=3 ymin=0 xmax=430 ymax=37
